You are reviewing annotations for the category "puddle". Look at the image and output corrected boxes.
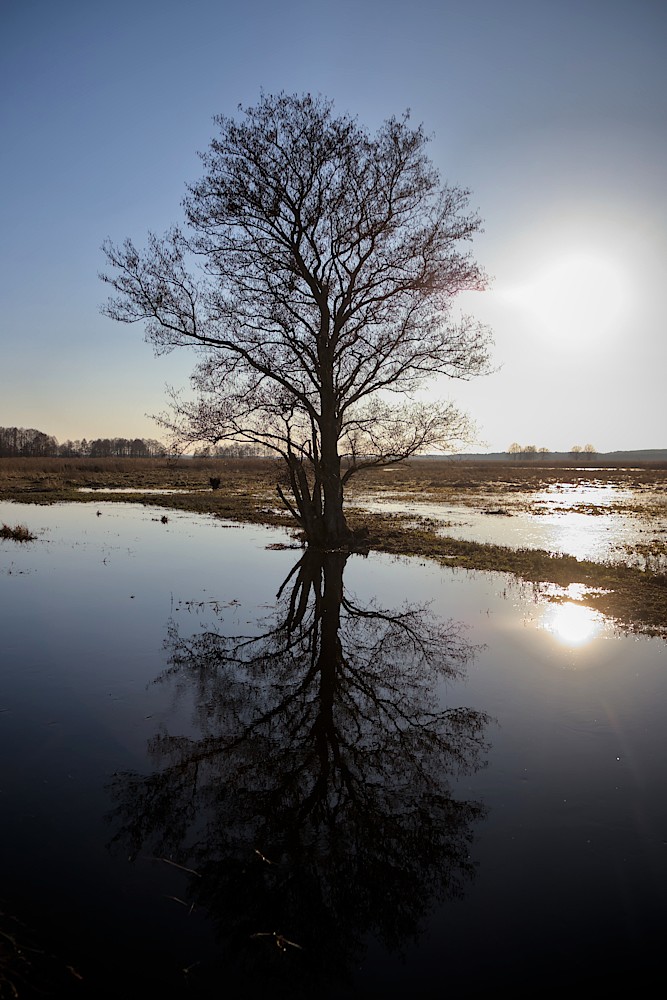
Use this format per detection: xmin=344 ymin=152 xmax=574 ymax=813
xmin=77 ymin=486 xmax=203 ymax=494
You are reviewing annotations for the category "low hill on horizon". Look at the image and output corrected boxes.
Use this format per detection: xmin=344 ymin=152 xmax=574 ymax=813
xmin=429 ymin=449 xmax=667 ymax=463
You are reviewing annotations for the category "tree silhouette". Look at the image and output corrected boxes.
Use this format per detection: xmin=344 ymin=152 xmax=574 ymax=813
xmin=101 ymin=92 xmax=491 ymax=548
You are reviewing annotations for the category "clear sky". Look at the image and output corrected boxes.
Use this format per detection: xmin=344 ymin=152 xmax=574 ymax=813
xmin=1 ymin=0 xmax=665 ymax=453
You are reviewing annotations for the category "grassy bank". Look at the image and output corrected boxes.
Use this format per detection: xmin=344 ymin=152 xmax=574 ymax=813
xmin=1 ymin=457 xmax=666 ymax=636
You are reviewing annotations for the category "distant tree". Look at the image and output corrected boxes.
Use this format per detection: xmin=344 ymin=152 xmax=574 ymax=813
xmin=570 ymin=445 xmax=583 ymax=457
xmin=0 ymin=427 xmax=19 ymax=456
xmin=33 ymin=432 xmax=58 ymax=456
xmin=538 ymin=446 xmax=550 ymax=455
xmin=58 ymin=439 xmax=77 ymax=458
xmin=583 ymin=443 xmax=597 ymax=454
xmin=522 ymin=444 xmax=537 ymax=458
xmin=89 ymin=438 xmax=111 ymax=458
xmin=145 ymin=438 xmax=167 ymax=458
xmin=101 ymin=92 xmax=491 ymax=548
xmin=0 ymin=426 xmax=57 ymax=457
xmin=508 ymin=442 xmax=522 ymax=458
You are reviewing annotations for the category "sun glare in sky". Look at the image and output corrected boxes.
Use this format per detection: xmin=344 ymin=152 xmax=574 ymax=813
xmin=503 ymin=251 xmax=631 ymax=349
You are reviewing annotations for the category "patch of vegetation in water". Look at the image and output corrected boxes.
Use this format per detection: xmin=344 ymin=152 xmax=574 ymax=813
xmin=615 ymin=539 xmax=667 ymax=574
xmin=0 ymin=522 xmax=36 ymax=542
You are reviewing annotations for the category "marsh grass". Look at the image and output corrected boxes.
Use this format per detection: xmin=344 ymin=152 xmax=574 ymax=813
xmin=0 ymin=455 xmax=282 ymax=500
xmin=615 ymin=538 xmax=667 ymax=574
xmin=0 ymin=523 xmax=36 ymax=542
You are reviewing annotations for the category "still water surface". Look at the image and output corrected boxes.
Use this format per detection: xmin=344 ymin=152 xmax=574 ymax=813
xmin=1 ymin=501 xmax=665 ymax=995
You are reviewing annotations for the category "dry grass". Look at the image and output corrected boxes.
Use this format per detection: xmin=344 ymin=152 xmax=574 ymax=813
xmin=345 ymin=459 xmax=667 ymax=516
xmin=0 ymin=455 xmax=281 ymax=495
xmin=0 ymin=522 xmax=36 ymax=542
xmin=2 ymin=454 xmax=666 ymax=495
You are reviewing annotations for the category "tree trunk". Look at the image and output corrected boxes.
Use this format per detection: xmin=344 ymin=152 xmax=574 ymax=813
xmin=277 ymin=394 xmax=353 ymax=549
xmin=318 ymin=399 xmax=351 ymax=549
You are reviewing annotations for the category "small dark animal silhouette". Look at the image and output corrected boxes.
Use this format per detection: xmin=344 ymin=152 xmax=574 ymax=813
xmin=209 ymin=477 xmax=221 ymax=490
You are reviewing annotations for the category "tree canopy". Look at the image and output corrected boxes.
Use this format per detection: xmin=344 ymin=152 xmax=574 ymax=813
xmin=101 ymin=92 xmax=491 ymax=547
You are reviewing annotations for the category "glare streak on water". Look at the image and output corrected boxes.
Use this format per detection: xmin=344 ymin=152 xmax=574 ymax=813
xmin=77 ymin=486 xmax=203 ymax=494
xmin=0 ymin=500 xmax=666 ymax=994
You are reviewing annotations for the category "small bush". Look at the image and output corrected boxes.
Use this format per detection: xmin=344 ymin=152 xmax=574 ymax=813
xmin=0 ymin=523 xmax=36 ymax=542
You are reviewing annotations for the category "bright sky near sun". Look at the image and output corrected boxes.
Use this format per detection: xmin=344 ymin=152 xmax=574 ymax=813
xmin=1 ymin=0 xmax=665 ymax=454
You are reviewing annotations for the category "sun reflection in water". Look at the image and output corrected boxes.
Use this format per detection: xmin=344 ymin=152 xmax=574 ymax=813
xmin=542 ymin=602 xmax=604 ymax=647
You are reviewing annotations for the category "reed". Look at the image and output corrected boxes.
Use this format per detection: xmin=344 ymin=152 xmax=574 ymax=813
xmin=0 ymin=522 xmax=36 ymax=542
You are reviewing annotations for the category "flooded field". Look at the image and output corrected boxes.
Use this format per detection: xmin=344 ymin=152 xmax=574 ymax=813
xmin=1 ymin=499 xmax=666 ymax=995
xmin=352 ymin=474 xmax=667 ymax=569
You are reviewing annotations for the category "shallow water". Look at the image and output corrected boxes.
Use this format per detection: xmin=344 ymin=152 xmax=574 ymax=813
xmin=355 ymin=478 xmax=667 ymax=568
xmin=1 ymin=501 xmax=665 ymax=995
xmin=77 ymin=486 xmax=202 ymax=494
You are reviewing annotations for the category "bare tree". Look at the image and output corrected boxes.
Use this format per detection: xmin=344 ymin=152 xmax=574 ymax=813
xmin=101 ymin=93 xmax=491 ymax=548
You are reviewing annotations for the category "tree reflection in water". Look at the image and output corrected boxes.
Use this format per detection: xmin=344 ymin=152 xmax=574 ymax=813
xmin=108 ymin=551 xmax=490 ymax=994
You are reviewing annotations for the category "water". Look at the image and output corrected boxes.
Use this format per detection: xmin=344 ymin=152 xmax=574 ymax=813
xmin=1 ymin=501 xmax=665 ymax=995
xmin=76 ymin=487 xmax=202 ymax=494
xmin=354 ymin=477 xmax=667 ymax=567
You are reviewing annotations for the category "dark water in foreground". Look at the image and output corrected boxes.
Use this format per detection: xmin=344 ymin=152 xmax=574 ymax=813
xmin=1 ymin=502 xmax=665 ymax=996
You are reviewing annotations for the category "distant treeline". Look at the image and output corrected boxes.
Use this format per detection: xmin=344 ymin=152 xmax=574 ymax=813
xmin=439 ymin=449 xmax=667 ymax=464
xmin=0 ymin=426 xmax=271 ymax=460
xmin=0 ymin=426 xmax=167 ymax=459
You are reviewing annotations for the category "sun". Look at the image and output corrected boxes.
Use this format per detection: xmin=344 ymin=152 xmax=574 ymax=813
xmin=503 ymin=251 xmax=631 ymax=347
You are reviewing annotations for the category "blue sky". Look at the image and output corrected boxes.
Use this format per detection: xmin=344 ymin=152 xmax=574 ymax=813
xmin=1 ymin=0 xmax=665 ymax=452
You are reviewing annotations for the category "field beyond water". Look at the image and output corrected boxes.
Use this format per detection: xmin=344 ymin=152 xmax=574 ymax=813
xmin=1 ymin=455 xmax=666 ymax=636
